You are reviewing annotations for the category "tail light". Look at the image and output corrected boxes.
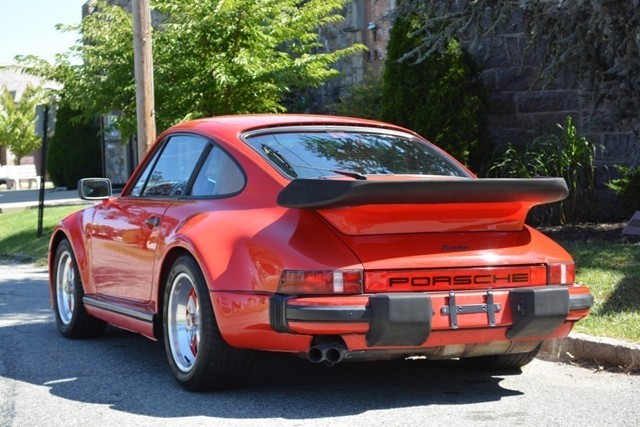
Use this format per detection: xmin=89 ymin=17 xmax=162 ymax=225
xmin=548 ymin=262 xmax=575 ymax=285
xmin=278 ymin=270 xmax=363 ymax=295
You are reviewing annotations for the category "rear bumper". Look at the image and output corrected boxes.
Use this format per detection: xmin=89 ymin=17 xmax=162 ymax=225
xmin=270 ymin=286 xmax=593 ymax=347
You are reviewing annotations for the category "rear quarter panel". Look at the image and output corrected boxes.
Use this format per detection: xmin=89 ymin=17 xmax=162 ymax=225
xmin=157 ymin=200 xmax=362 ymax=348
xmin=160 ymin=201 xmax=363 ymax=294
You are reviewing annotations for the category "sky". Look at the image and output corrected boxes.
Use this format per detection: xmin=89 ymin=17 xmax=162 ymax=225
xmin=0 ymin=0 xmax=87 ymax=65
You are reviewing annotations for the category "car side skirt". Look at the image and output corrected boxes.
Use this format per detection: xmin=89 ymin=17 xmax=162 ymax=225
xmin=83 ymin=295 xmax=157 ymax=340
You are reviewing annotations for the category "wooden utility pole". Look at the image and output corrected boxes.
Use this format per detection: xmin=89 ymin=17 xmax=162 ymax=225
xmin=132 ymin=0 xmax=156 ymax=162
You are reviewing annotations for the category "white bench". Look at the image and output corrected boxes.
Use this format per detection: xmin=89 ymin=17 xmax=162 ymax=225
xmin=4 ymin=165 xmax=41 ymax=190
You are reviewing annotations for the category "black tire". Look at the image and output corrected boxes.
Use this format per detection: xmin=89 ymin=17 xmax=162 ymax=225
xmin=163 ymin=255 xmax=255 ymax=391
xmin=461 ymin=343 xmax=542 ymax=371
xmin=52 ymin=239 xmax=107 ymax=338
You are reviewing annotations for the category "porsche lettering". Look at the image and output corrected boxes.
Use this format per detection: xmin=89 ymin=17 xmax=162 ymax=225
xmin=389 ymin=273 xmax=530 ymax=287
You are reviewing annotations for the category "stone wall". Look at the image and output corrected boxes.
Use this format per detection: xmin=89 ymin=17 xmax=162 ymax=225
xmin=469 ymin=11 xmax=640 ymax=172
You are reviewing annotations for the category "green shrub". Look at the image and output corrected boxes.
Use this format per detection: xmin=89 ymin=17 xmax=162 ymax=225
xmin=47 ymin=103 xmax=102 ymax=189
xmin=380 ymin=10 xmax=491 ymax=173
xmin=490 ymin=116 xmax=598 ymax=224
xmin=332 ymin=72 xmax=383 ymax=120
xmin=607 ymin=165 xmax=640 ymax=216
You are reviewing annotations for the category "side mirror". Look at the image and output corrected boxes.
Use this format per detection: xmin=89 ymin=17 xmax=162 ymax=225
xmin=78 ymin=178 xmax=112 ymax=200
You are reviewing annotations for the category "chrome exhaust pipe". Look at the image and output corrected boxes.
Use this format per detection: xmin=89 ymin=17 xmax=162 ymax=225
xmin=307 ymin=343 xmax=348 ymax=365
xmin=308 ymin=345 xmax=327 ymax=363
xmin=325 ymin=345 xmax=347 ymax=365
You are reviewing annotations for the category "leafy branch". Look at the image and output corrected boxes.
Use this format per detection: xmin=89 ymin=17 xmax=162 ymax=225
xmin=0 ymin=84 xmax=44 ymax=164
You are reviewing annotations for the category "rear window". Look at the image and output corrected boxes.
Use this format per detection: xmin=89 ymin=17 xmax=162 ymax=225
xmin=244 ymin=130 xmax=469 ymax=179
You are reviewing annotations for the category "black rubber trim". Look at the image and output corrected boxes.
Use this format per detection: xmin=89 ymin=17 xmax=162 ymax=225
xmin=82 ymin=295 xmax=155 ymax=323
xmin=569 ymin=293 xmax=594 ymax=311
xmin=366 ymin=293 xmax=432 ymax=347
xmin=277 ymin=178 xmax=568 ymax=209
xmin=287 ymin=305 xmax=370 ymax=322
xmin=269 ymin=294 xmax=291 ymax=333
xmin=506 ymin=286 xmax=569 ymax=339
xmin=274 ymin=293 xmax=432 ymax=347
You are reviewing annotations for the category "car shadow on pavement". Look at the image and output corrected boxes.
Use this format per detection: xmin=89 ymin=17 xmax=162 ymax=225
xmin=1 ymin=321 xmax=523 ymax=420
xmin=0 ymin=263 xmax=523 ymax=421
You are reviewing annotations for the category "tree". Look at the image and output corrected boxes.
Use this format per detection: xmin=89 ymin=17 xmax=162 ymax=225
xmin=380 ymin=10 xmax=491 ymax=173
xmin=18 ymin=0 xmax=364 ymax=140
xmin=47 ymin=102 xmax=102 ymax=188
xmin=0 ymin=84 xmax=43 ymax=164
xmin=332 ymin=72 xmax=384 ymax=120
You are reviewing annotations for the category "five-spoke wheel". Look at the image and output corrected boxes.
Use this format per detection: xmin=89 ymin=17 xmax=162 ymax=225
xmin=163 ymin=255 xmax=255 ymax=391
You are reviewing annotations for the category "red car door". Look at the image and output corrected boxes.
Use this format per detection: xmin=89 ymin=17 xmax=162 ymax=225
xmin=89 ymin=198 xmax=171 ymax=302
xmin=89 ymin=134 xmax=210 ymax=303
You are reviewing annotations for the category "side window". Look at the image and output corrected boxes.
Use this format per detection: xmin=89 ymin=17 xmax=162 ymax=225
xmin=130 ymin=149 xmax=161 ymax=197
xmin=190 ymin=145 xmax=245 ymax=197
xmin=132 ymin=135 xmax=208 ymax=198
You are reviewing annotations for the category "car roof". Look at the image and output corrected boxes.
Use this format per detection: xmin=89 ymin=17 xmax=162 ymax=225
xmin=165 ymin=114 xmax=415 ymax=136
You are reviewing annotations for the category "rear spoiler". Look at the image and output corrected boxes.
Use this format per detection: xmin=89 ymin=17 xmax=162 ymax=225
xmin=276 ymin=178 xmax=568 ymax=209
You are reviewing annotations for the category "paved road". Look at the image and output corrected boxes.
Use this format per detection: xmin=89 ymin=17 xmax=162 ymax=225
xmin=1 ymin=261 xmax=640 ymax=427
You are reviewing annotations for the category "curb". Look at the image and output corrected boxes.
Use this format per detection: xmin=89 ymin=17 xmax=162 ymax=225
xmin=541 ymin=332 xmax=640 ymax=372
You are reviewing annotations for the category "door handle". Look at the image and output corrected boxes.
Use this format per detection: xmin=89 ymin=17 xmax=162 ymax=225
xmin=145 ymin=216 xmax=160 ymax=228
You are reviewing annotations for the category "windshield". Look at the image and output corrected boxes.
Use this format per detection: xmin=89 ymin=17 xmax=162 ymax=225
xmin=244 ymin=129 xmax=470 ymax=179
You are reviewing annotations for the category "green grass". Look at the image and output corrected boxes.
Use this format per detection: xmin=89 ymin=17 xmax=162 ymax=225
xmin=0 ymin=205 xmax=86 ymax=265
xmin=1 ymin=207 xmax=638 ymax=343
xmin=558 ymin=239 xmax=640 ymax=343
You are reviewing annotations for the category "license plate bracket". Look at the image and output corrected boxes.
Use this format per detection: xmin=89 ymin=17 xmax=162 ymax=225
xmin=440 ymin=291 xmax=501 ymax=329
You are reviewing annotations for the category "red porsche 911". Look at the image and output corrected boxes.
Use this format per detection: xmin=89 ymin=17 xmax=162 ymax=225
xmin=49 ymin=115 xmax=593 ymax=391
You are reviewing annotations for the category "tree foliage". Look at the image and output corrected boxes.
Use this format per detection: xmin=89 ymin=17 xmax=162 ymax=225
xmin=606 ymin=166 xmax=640 ymax=217
xmin=395 ymin=0 xmax=640 ymax=122
xmin=0 ymin=84 xmax=43 ymax=164
xmin=332 ymin=71 xmax=383 ymax=120
xmin=380 ymin=9 xmax=491 ymax=173
xmin=18 ymin=0 xmax=364 ymax=139
xmin=47 ymin=101 xmax=102 ymax=188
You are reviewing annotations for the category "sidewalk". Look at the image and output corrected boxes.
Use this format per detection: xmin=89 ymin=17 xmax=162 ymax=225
xmin=0 ymin=188 xmax=90 ymax=213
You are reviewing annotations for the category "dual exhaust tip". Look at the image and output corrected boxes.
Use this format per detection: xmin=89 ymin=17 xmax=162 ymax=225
xmin=308 ymin=343 xmax=347 ymax=365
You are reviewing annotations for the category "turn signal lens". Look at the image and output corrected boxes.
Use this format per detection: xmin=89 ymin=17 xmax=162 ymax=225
xmin=278 ymin=270 xmax=363 ymax=295
xmin=548 ymin=262 xmax=575 ymax=285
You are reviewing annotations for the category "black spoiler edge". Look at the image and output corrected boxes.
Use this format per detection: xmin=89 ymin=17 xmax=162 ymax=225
xmin=276 ymin=178 xmax=569 ymax=210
